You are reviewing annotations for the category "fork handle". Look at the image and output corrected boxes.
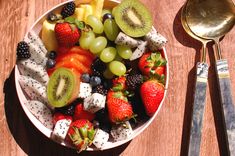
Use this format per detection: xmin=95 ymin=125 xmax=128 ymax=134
xmin=216 ymin=59 xmax=235 ymax=156
xmin=188 ymin=62 xmax=208 ymax=156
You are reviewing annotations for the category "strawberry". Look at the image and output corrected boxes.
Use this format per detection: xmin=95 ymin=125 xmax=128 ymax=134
xmin=73 ymin=104 xmax=95 ymax=121
xmin=107 ymin=97 xmax=134 ymax=123
xmin=112 ymin=76 xmax=126 ymax=91
xmin=57 ymin=46 xmax=71 ymax=54
xmin=107 ymin=90 xmax=128 ymax=102
xmin=140 ymin=80 xmax=165 ymax=117
xmin=53 ymin=112 xmax=73 ymax=125
xmin=67 ymin=119 xmax=95 ymax=152
xmin=138 ymin=52 xmax=166 ymax=76
xmin=55 ymin=23 xmax=80 ymax=47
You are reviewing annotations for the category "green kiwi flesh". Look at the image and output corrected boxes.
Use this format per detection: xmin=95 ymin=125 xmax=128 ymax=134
xmin=114 ymin=0 xmax=153 ymax=37
xmin=47 ymin=68 xmax=76 ymax=108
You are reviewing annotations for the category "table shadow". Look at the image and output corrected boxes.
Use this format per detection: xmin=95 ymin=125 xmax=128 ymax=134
xmin=173 ymin=5 xmax=228 ymax=156
xmin=4 ymin=67 xmax=130 ymax=156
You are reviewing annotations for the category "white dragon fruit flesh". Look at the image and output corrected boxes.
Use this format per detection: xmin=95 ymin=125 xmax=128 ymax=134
xmin=92 ymin=129 xmax=109 ymax=149
xmin=24 ymin=100 xmax=53 ymax=129
xmin=111 ymin=121 xmax=133 ymax=141
xmin=83 ymin=93 xmax=106 ymax=113
xmin=18 ymin=75 xmax=48 ymax=104
xmin=18 ymin=59 xmax=49 ymax=85
xmin=24 ymin=31 xmax=48 ymax=66
xmin=51 ymin=119 xmax=72 ymax=142
xmin=115 ymin=32 xmax=142 ymax=48
xmin=130 ymin=41 xmax=148 ymax=61
xmin=78 ymin=82 xmax=92 ymax=99
xmin=144 ymin=27 xmax=167 ymax=50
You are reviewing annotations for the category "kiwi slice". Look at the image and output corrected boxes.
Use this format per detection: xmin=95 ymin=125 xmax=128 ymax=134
xmin=47 ymin=68 xmax=79 ymax=108
xmin=114 ymin=0 xmax=153 ymax=37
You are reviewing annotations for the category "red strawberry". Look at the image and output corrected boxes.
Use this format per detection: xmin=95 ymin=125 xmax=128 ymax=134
xmin=67 ymin=119 xmax=95 ymax=151
xmin=140 ymin=80 xmax=165 ymax=117
xmin=57 ymin=46 xmax=71 ymax=54
xmin=107 ymin=90 xmax=128 ymax=102
xmin=138 ymin=52 xmax=166 ymax=76
xmin=55 ymin=23 xmax=80 ymax=47
xmin=107 ymin=97 xmax=134 ymax=123
xmin=112 ymin=76 xmax=126 ymax=91
xmin=53 ymin=112 xmax=73 ymax=125
xmin=73 ymin=104 xmax=95 ymax=121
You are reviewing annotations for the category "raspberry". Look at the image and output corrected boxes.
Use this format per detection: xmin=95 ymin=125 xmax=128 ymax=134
xmin=16 ymin=41 xmax=30 ymax=59
xmin=61 ymin=2 xmax=76 ymax=18
xmin=126 ymin=74 xmax=143 ymax=90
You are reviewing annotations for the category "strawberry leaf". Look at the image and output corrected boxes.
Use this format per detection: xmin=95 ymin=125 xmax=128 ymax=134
xmin=64 ymin=17 xmax=75 ymax=24
xmin=75 ymin=19 xmax=85 ymax=30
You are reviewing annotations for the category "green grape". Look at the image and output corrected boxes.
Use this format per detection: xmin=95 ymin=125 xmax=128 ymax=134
xmin=114 ymin=53 xmax=123 ymax=61
xmin=116 ymin=45 xmax=133 ymax=59
xmin=103 ymin=68 xmax=114 ymax=79
xmin=86 ymin=15 xmax=104 ymax=34
xmin=102 ymin=9 xmax=111 ymax=16
xmin=79 ymin=30 xmax=95 ymax=50
xmin=100 ymin=47 xmax=117 ymax=63
xmin=109 ymin=61 xmax=126 ymax=76
xmin=104 ymin=19 xmax=120 ymax=41
xmin=89 ymin=37 xmax=107 ymax=54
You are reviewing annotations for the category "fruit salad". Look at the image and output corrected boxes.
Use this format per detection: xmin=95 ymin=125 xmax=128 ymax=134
xmin=16 ymin=0 xmax=168 ymax=152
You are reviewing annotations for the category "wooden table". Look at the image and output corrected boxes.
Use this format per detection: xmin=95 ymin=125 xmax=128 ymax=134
xmin=0 ymin=0 xmax=234 ymax=155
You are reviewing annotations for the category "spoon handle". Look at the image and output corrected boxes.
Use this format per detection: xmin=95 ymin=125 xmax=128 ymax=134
xmin=216 ymin=59 xmax=235 ymax=156
xmin=188 ymin=62 xmax=208 ymax=156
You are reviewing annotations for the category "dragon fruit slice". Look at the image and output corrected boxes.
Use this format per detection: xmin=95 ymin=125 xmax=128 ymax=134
xmin=24 ymin=100 xmax=53 ymax=129
xmin=84 ymin=93 xmax=106 ymax=113
xmin=51 ymin=119 xmax=72 ymax=142
xmin=111 ymin=121 xmax=133 ymax=141
xmin=130 ymin=41 xmax=148 ymax=61
xmin=92 ymin=129 xmax=109 ymax=149
xmin=18 ymin=59 xmax=49 ymax=85
xmin=27 ymin=30 xmax=48 ymax=54
xmin=115 ymin=32 xmax=142 ymax=48
xmin=78 ymin=82 xmax=92 ymax=99
xmin=18 ymin=75 xmax=48 ymax=104
xmin=144 ymin=27 xmax=167 ymax=50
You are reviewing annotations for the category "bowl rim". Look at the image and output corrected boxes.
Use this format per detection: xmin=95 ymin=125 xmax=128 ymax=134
xmin=14 ymin=0 xmax=169 ymax=151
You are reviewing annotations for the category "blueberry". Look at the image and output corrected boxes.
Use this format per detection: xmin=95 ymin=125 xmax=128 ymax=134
xmin=102 ymin=13 xmax=113 ymax=23
xmin=48 ymin=51 xmax=57 ymax=59
xmin=46 ymin=59 xmax=56 ymax=68
xmin=81 ymin=73 xmax=90 ymax=83
xmin=92 ymin=120 xmax=100 ymax=129
xmin=90 ymin=76 xmax=101 ymax=87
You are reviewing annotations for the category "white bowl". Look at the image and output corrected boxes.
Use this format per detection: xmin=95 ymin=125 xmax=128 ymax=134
xmin=15 ymin=0 xmax=169 ymax=151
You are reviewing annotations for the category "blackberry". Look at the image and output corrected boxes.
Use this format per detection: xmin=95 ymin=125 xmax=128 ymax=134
xmin=93 ymin=85 xmax=108 ymax=95
xmin=91 ymin=58 xmax=106 ymax=74
xmin=55 ymin=104 xmax=75 ymax=116
xmin=16 ymin=41 xmax=30 ymax=59
xmin=126 ymin=74 xmax=143 ymax=90
xmin=61 ymin=2 xmax=76 ymax=18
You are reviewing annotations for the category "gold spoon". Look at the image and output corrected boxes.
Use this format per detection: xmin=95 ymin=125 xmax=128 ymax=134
xmin=185 ymin=0 xmax=235 ymax=155
xmin=181 ymin=5 xmax=211 ymax=156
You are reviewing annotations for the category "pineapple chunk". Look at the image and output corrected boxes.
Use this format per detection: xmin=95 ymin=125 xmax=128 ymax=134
xmin=75 ymin=0 xmax=92 ymax=6
xmin=91 ymin=0 xmax=104 ymax=20
xmin=80 ymin=4 xmax=93 ymax=22
xmin=41 ymin=20 xmax=58 ymax=51
xmin=72 ymin=7 xmax=85 ymax=21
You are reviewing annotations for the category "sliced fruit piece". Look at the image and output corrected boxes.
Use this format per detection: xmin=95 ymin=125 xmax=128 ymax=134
xmin=41 ymin=20 xmax=58 ymax=51
xmin=56 ymin=52 xmax=93 ymax=67
xmin=72 ymin=7 xmax=85 ymax=21
xmin=69 ymin=46 xmax=95 ymax=61
xmin=114 ymin=0 xmax=152 ymax=37
xmin=75 ymin=0 xmax=92 ymax=6
xmin=91 ymin=0 xmax=104 ymax=20
xmin=47 ymin=68 xmax=80 ymax=108
xmin=80 ymin=4 xmax=93 ymax=22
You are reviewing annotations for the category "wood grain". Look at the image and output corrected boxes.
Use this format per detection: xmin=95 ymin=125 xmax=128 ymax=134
xmin=1 ymin=0 xmax=235 ymax=156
